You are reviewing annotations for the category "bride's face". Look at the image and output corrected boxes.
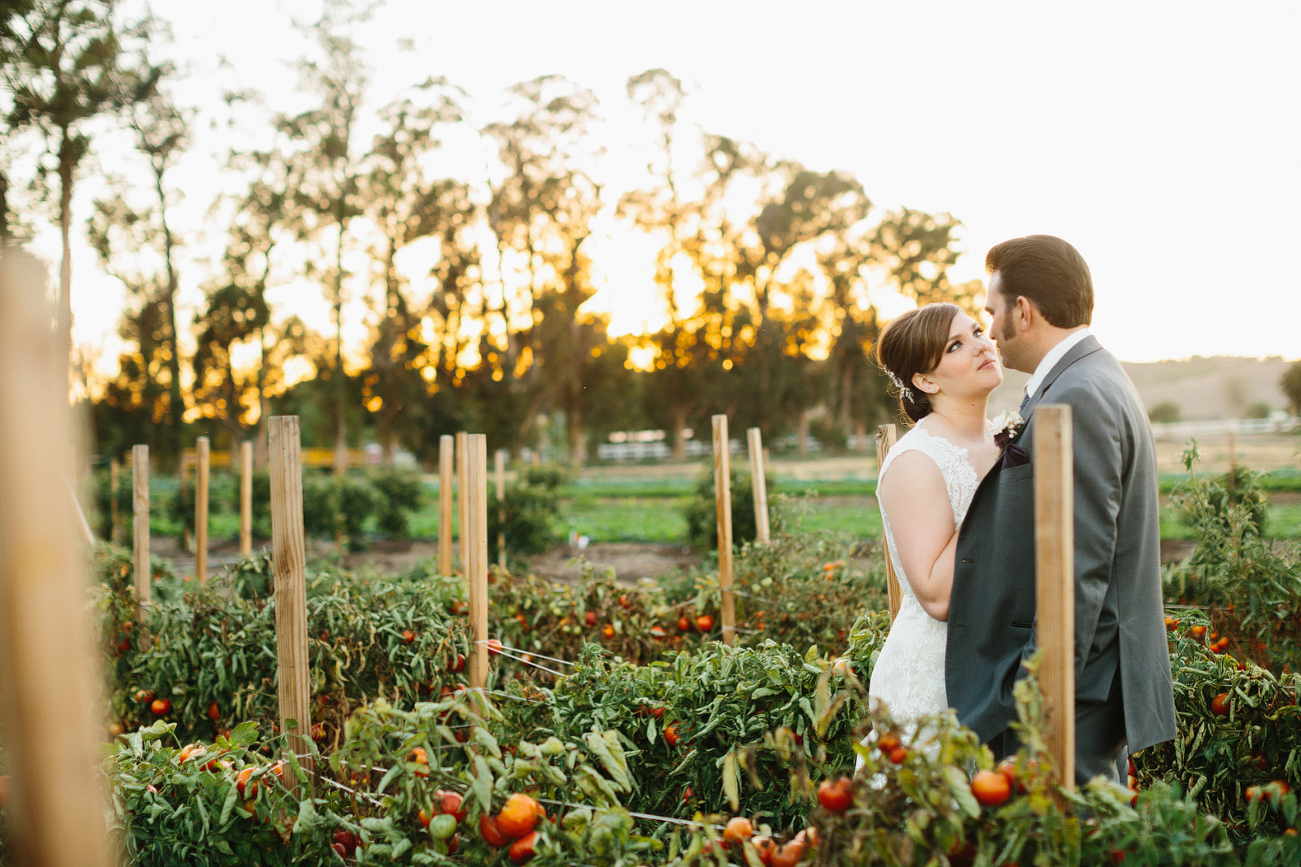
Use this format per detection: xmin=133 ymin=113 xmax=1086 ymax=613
xmin=914 ymin=312 xmax=1003 ymax=398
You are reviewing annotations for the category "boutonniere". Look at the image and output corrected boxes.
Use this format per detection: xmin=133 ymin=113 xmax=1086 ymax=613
xmin=992 ymin=410 xmax=1025 ymax=449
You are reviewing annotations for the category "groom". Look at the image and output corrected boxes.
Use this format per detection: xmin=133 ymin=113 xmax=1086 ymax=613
xmin=945 ymin=235 xmax=1176 ymax=785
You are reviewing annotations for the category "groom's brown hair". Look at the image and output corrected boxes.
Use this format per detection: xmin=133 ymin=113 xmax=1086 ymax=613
xmin=985 ymin=235 xmax=1093 ymax=328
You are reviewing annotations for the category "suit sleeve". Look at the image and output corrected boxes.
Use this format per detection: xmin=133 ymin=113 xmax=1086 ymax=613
xmin=1057 ymin=383 xmax=1123 ymax=675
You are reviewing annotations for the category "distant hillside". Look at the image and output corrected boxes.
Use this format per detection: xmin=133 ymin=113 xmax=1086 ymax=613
xmin=987 ymin=355 xmax=1297 ymax=422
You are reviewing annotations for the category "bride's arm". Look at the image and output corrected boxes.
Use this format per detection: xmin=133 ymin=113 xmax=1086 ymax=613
xmin=877 ymin=451 xmax=958 ymax=621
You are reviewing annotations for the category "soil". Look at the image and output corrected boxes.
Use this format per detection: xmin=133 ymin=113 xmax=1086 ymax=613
xmin=157 ymin=536 xmax=702 ymax=586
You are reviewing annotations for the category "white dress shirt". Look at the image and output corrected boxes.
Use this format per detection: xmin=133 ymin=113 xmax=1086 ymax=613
xmin=1024 ymin=328 xmax=1092 ymax=403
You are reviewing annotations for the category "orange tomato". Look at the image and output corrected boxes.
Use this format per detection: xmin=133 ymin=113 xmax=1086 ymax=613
xmin=1210 ymin=692 xmax=1230 ymax=716
xmin=402 ymin=629 xmax=416 ymax=644
xmin=664 ymin=723 xmax=681 ymax=747
xmin=751 ymin=835 xmax=776 ymax=867
xmin=236 ymin=766 xmax=258 ymax=798
xmin=601 ymin=624 xmax=615 ymax=639
xmin=888 ymin=746 xmax=908 ymax=764
xmin=150 ymin=697 xmax=172 ymax=716
xmin=678 ymin=616 xmax=692 ymax=632
xmin=496 ymin=792 xmax=541 ymax=838
xmin=695 ymin=614 xmax=715 ymax=632
xmin=769 ymin=839 xmax=804 ymax=867
xmin=724 ymin=816 xmax=754 ymax=843
xmin=970 ymin=769 xmax=1011 ymax=806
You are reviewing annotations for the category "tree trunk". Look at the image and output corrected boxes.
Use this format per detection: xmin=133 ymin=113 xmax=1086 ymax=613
xmin=670 ymin=404 xmax=688 ymax=461
xmin=154 ymin=163 xmax=183 ymax=469
xmin=797 ymin=409 xmax=810 ymax=456
xmin=333 ymin=223 xmax=347 ymax=476
xmin=57 ymin=132 xmax=75 ymax=406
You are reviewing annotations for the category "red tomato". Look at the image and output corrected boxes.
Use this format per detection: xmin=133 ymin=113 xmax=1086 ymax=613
xmin=206 ymin=701 xmax=220 ymax=721
xmin=479 ymin=814 xmax=509 ymax=847
xmin=508 ymin=831 xmax=539 ymax=864
xmin=150 ymin=697 xmax=171 ymax=716
xmin=664 ymin=723 xmax=681 ymax=747
xmin=816 ymin=776 xmax=853 ymax=813
xmin=497 ymin=793 xmax=541 ymax=838
xmin=437 ymin=789 xmax=467 ymax=823
xmin=970 ymin=769 xmax=1011 ymax=806
xmin=677 ymin=616 xmax=692 ymax=632
xmin=402 ymin=629 xmax=416 ymax=644
xmin=695 ymin=614 xmax=715 ymax=632
xmin=584 ymin=611 xmax=597 ymax=628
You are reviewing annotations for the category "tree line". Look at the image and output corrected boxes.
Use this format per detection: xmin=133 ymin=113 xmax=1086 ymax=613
xmin=2 ymin=1 xmax=985 ymax=471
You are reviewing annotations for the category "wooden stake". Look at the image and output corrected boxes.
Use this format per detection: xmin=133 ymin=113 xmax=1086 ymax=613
xmin=439 ymin=435 xmax=454 ymax=577
xmin=876 ymin=425 xmax=903 ymax=624
xmin=240 ymin=441 xmax=253 ymax=557
xmin=109 ymin=457 xmax=120 ymax=546
xmin=495 ymin=449 xmax=507 ymax=570
xmin=457 ymin=431 xmax=469 ymax=577
xmin=195 ymin=436 xmax=209 ymax=583
xmin=466 ymin=435 xmax=490 ymax=690
xmin=133 ymin=445 xmax=152 ymax=644
xmin=746 ymin=428 xmax=770 ymax=545
xmin=0 ymin=248 xmax=114 ymax=867
xmin=1034 ymin=405 xmax=1075 ymax=794
xmin=713 ymin=415 xmax=736 ymax=646
xmin=269 ymin=416 xmax=313 ymax=780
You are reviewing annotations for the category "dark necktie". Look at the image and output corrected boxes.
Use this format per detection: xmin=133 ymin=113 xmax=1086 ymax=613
xmin=1019 ymin=390 xmax=1030 ymax=415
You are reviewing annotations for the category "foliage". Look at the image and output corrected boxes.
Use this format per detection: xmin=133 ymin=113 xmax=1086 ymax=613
xmin=1134 ymin=611 xmax=1301 ymax=845
xmin=369 ymin=469 xmax=423 ymax=539
xmin=1165 ymin=445 xmax=1301 ymax=672
xmin=488 ymin=465 xmax=567 ymax=564
xmin=1148 ymin=400 xmax=1182 ymax=423
xmin=685 ymin=466 xmax=781 ymax=551
xmin=1281 ymin=360 xmax=1301 ymax=417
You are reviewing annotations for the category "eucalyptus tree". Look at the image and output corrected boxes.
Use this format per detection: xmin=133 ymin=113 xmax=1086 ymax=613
xmin=277 ymin=0 xmax=370 ymax=472
xmin=617 ymin=68 xmax=723 ymax=458
xmin=483 ymin=75 xmax=608 ymax=462
xmin=2 ymin=0 xmax=159 ymax=394
xmin=358 ymin=78 xmax=474 ymax=465
xmin=871 ymin=207 xmax=982 ymax=312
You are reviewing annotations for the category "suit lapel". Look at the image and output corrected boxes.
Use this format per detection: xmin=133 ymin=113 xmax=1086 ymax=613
xmin=1017 ymin=335 xmax=1104 ymax=437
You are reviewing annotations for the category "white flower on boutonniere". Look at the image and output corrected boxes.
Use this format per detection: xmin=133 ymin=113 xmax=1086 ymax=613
xmin=992 ymin=410 xmax=1024 ymax=449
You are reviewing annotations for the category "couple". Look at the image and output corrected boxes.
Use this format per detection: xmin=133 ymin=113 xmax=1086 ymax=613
xmin=868 ymin=234 xmax=1176 ymax=785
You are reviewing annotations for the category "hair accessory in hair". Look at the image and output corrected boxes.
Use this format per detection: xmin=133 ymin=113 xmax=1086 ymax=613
xmin=885 ymin=368 xmax=915 ymax=402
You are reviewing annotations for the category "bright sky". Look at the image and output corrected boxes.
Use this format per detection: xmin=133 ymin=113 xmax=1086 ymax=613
xmin=29 ymin=1 xmax=1301 ymax=373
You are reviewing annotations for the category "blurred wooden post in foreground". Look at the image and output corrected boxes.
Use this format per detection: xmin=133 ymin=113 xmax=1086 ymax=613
xmin=133 ymin=445 xmax=152 ymax=646
xmin=240 ymin=441 xmax=253 ymax=557
xmin=466 ymin=435 xmax=490 ymax=689
xmin=746 ymin=428 xmax=770 ymax=545
xmin=439 ymin=435 xmax=454 ymax=577
xmin=0 ymin=249 xmax=114 ymax=867
xmin=109 ymin=458 xmax=120 ymax=545
xmin=269 ymin=416 xmax=314 ymax=781
xmin=712 ymin=415 xmax=736 ymax=646
xmin=456 ymin=431 xmax=468 ymax=577
xmin=195 ymin=436 xmax=210 ymax=583
xmin=1034 ymin=405 xmax=1075 ymax=797
xmin=876 ymin=425 xmax=903 ymax=624
xmin=495 ymin=449 xmax=507 ymax=570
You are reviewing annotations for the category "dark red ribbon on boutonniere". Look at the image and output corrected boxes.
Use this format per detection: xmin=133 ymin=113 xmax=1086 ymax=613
xmin=992 ymin=410 xmax=1029 ymax=469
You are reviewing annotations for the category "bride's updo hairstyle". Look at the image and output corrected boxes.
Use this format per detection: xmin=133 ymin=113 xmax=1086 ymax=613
xmin=876 ymin=302 xmax=961 ymax=423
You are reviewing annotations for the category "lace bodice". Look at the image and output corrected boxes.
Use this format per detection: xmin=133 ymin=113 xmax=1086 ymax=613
xmin=866 ymin=423 xmax=982 ymax=727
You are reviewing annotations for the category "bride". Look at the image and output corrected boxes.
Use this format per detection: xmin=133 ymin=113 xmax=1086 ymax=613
xmin=868 ymin=302 xmax=1003 ymax=725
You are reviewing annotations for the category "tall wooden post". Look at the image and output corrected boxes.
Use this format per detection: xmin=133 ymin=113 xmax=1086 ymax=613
xmin=0 ymin=248 xmax=114 ymax=867
xmin=746 ymin=428 xmax=770 ymax=545
xmin=133 ymin=445 xmax=152 ymax=644
xmin=269 ymin=417 xmax=313 ymax=779
xmin=712 ymin=415 xmax=736 ymax=646
xmin=457 ymin=431 xmax=469 ymax=576
xmin=495 ymin=449 xmax=507 ymax=570
xmin=876 ymin=425 xmax=903 ymax=624
xmin=240 ymin=441 xmax=253 ymax=557
xmin=466 ymin=435 xmax=490 ymax=689
xmin=439 ymin=435 xmax=454 ymax=577
xmin=1034 ymin=405 xmax=1075 ymax=794
xmin=109 ymin=457 xmax=120 ymax=546
xmin=195 ymin=436 xmax=210 ymax=583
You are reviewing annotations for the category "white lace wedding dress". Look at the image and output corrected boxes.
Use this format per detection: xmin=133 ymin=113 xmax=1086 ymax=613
xmin=868 ymin=422 xmax=980 ymax=724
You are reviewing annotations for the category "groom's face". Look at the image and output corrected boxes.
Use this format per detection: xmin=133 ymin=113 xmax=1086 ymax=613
xmin=983 ymin=274 xmax=1031 ymax=373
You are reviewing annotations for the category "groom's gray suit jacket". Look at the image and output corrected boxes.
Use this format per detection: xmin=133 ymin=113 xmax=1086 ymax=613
xmin=945 ymin=335 xmax=1176 ymax=759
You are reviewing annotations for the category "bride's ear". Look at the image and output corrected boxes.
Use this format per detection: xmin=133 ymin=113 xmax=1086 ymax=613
xmin=912 ymin=373 xmax=938 ymax=395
